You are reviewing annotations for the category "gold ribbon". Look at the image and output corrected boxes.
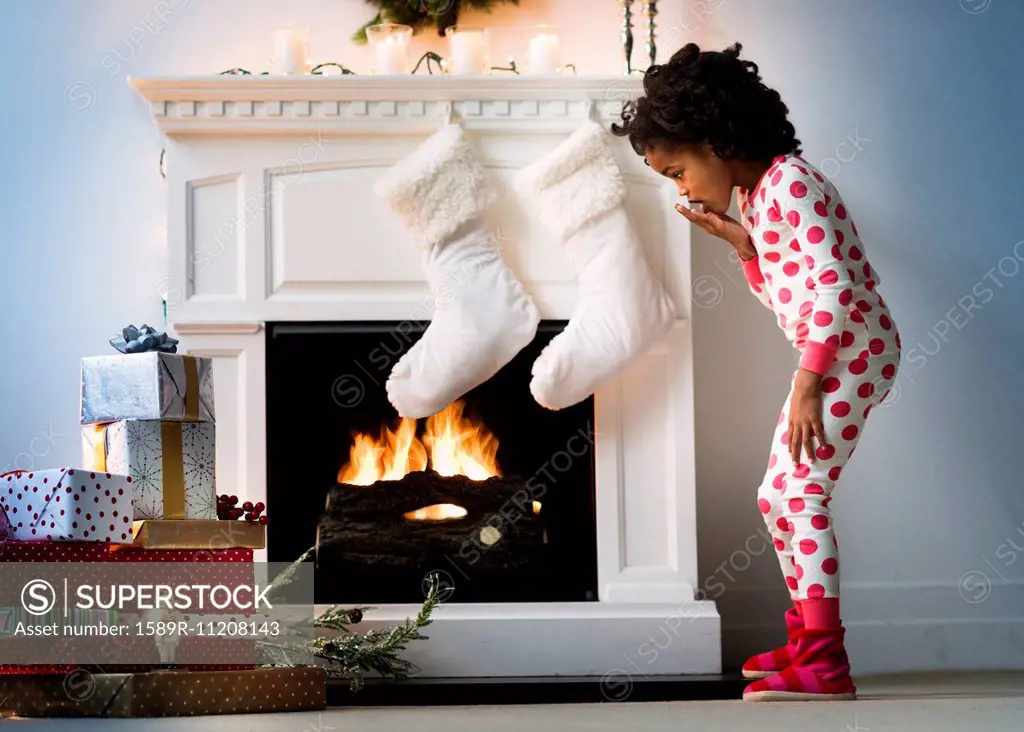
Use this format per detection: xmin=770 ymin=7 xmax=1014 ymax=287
xmin=182 ymin=354 xmax=200 ymax=422
xmin=160 ymin=422 xmax=186 ymax=520
xmin=90 ymin=424 xmax=108 ymax=472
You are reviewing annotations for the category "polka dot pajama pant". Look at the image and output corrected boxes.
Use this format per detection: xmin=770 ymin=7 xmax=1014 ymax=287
xmin=757 ymin=352 xmax=900 ymax=600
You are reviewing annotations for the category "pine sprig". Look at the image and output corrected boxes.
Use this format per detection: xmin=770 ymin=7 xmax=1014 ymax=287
xmin=256 ymin=545 xmax=442 ymax=692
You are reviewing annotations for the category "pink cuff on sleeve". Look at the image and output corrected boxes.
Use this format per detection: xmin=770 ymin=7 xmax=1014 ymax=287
xmin=799 ymin=340 xmax=839 ymax=375
xmin=741 ymin=256 xmax=765 ymax=287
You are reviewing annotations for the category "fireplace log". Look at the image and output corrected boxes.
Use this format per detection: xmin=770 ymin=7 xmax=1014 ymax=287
xmin=316 ymin=471 xmax=543 ymax=574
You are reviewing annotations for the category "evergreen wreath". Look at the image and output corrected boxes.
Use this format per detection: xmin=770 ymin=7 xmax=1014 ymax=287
xmin=352 ymin=0 xmax=520 ymax=45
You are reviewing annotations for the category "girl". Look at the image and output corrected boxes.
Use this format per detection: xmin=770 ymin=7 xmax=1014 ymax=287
xmin=612 ymin=43 xmax=901 ymax=701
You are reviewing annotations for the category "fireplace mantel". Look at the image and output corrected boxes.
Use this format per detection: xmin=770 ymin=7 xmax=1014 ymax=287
xmin=129 ymin=75 xmax=645 ymax=136
xmin=130 ymin=75 xmax=719 ymax=679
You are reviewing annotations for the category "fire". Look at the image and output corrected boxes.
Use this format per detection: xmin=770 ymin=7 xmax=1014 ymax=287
xmin=337 ymin=400 xmax=502 ymax=521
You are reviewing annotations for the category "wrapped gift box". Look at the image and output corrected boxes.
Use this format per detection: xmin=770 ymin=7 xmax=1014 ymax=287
xmin=0 ymin=469 xmax=135 ymax=542
xmin=82 ymin=421 xmax=217 ymax=520
xmin=108 ymin=546 xmax=253 ymax=563
xmin=1 ymin=543 xmax=257 ymax=674
xmin=80 ymin=352 xmax=215 ymax=424
xmin=0 ymin=667 xmax=326 ymax=717
xmin=130 ymin=520 xmax=265 ymax=549
xmin=0 ymin=539 xmax=116 ymax=562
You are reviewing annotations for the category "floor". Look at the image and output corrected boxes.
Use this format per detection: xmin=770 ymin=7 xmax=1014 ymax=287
xmin=7 ymin=672 xmax=1024 ymax=731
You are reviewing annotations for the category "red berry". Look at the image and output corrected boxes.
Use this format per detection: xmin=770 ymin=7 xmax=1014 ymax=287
xmin=228 ymin=495 xmax=238 ymax=506
xmin=243 ymin=501 xmax=253 ymax=512
xmin=258 ymin=516 xmax=268 ymax=526
xmin=254 ymin=502 xmax=265 ymax=512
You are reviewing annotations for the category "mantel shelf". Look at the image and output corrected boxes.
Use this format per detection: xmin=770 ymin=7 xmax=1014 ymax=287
xmin=127 ymin=75 xmax=644 ymax=136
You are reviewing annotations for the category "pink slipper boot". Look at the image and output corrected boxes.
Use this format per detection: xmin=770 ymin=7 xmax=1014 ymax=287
xmin=742 ymin=626 xmax=857 ymax=701
xmin=741 ymin=601 xmax=804 ymax=680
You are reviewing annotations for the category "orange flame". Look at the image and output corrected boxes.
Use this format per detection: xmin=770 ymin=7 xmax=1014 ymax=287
xmin=337 ymin=400 xmax=502 ymax=520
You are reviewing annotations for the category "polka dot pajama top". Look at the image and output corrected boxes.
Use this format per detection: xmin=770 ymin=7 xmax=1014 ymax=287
xmin=738 ymin=154 xmax=902 ymax=601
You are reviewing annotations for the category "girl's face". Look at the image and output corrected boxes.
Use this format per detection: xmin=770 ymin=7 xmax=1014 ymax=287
xmin=644 ymin=143 xmax=735 ymax=215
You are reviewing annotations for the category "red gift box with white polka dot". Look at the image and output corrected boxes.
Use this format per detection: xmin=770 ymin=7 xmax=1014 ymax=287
xmin=0 ymin=468 xmax=135 ymax=543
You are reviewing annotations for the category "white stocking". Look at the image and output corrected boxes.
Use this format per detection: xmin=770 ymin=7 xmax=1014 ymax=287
xmin=514 ymin=122 xmax=676 ymax=410
xmin=375 ymin=124 xmax=540 ymax=419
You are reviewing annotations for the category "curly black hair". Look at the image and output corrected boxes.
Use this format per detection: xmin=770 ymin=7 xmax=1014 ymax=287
xmin=611 ymin=42 xmax=802 ymax=162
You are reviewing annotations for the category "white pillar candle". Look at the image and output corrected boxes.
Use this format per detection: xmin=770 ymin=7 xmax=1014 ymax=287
xmin=273 ymin=26 xmax=309 ymax=75
xmin=528 ymin=32 xmax=560 ymax=74
xmin=447 ymin=28 xmax=487 ymax=75
xmin=375 ymin=35 xmax=408 ymax=74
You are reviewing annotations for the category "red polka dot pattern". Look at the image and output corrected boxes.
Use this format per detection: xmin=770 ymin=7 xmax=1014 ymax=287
xmin=0 ymin=469 xmax=134 ymax=542
xmin=754 ymin=341 xmax=900 ymax=601
xmin=736 ymin=156 xmax=898 ymax=372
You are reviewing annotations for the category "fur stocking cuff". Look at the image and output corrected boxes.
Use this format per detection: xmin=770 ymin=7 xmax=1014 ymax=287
xmin=374 ymin=124 xmax=493 ymax=251
xmin=513 ymin=122 xmax=626 ymax=241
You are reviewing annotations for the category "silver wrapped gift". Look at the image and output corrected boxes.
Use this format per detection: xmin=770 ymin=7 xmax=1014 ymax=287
xmin=80 ymin=352 xmax=215 ymax=424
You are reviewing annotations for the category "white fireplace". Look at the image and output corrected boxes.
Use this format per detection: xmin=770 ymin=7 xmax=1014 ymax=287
xmin=130 ymin=75 xmax=720 ymax=678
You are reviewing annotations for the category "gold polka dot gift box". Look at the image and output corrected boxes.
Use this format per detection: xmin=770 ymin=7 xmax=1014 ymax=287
xmin=0 ymin=666 xmax=326 ymax=718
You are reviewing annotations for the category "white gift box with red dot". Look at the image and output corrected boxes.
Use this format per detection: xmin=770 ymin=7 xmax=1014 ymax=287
xmin=0 ymin=468 xmax=135 ymax=542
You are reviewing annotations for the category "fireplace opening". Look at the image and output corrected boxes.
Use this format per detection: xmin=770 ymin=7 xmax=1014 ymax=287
xmin=266 ymin=322 xmax=598 ymax=604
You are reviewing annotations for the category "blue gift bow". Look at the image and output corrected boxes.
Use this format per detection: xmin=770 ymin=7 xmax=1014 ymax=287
xmin=110 ymin=324 xmax=179 ymax=354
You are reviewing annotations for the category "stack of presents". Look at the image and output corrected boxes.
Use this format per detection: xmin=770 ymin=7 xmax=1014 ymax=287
xmin=0 ymin=329 xmax=324 ymax=718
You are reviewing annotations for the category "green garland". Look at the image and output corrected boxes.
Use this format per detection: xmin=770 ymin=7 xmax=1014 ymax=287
xmin=352 ymin=0 xmax=521 ymax=45
xmin=255 ymin=546 xmax=441 ymax=692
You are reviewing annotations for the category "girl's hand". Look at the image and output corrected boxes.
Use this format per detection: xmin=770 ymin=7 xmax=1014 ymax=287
xmin=675 ymin=204 xmax=750 ymax=250
xmin=789 ymin=369 xmax=829 ymax=465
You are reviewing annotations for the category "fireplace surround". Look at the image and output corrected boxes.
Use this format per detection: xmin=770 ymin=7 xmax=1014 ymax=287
xmin=265 ymin=320 xmax=599 ymax=606
xmin=130 ymin=75 xmax=720 ymax=677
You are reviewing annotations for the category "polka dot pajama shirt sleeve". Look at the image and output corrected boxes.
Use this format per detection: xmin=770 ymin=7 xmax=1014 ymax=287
xmin=736 ymin=190 xmax=776 ymax=312
xmin=770 ymin=165 xmax=853 ymax=375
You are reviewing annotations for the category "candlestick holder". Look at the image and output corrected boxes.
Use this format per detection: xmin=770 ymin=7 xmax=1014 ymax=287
xmin=619 ymin=0 xmax=635 ymax=75
xmin=642 ymin=0 xmax=657 ymax=67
